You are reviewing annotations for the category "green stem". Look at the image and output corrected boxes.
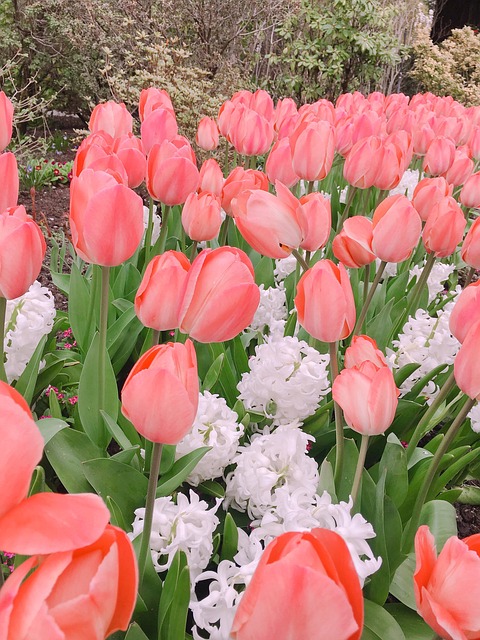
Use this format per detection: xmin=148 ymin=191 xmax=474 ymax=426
xmin=363 ymin=263 xmax=371 ymax=307
xmin=353 ymin=261 xmax=387 ymax=336
xmin=0 ymin=296 xmax=7 ymax=383
xmin=351 ymin=435 xmax=369 ymax=506
xmin=464 ymin=266 xmax=476 ymax=287
xmin=329 ymin=341 xmax=344 ymax=487
xmin=291 ymin=248 xmax=310 ymax=273
xmin=337 ymin=185 xmax=357 ymax=230
xmin=138 ymin=442 xmax=163 ymax=585
xmin=406 ymin=369 xmax=456 ymax=461
xmin=403 ymin=396 xmax=476 ymax=553
xmin=144 ymin=196 xmax=155 ymax=266
xmin=393 ymin=252 xmax=436 ymax=339
xmin=156 ymin=205 xmax=171 ymax=254
xmin=307 ymin=180 xmax=315 ymax=195
xmin=224 ymin=139 xmax=229 ymax=175
xmin=98 ymin=266 xmax=110 ymax=422
xmin=218 ymin=215 xmax=231 ymax=246
xmin=151 ymin=329 xmax=160 ymax=348
xmin=86 ymin=266 xmax=100 ymax=338
xmin=189 ymin=241 xmax=198 ymax=262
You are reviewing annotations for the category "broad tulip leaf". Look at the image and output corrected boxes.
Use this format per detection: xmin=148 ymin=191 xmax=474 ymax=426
xmin=156 ymin=447 xmax=210 ymax=497
xmin=202 ymin=353 xmax=225 ymax=391
xmin=158 ymin=550 xmax=190 ymax=640
xmin=385 ymin=604 xmax=435 ymax=640
xmin=362 ymin=599 xmax=406 ymax=640
xmin=390 ymin=553 xmax=416 ymax=610
xmin=36 ymin=417 xmax=69 ymax=445
xmin=14 ymin=335 xmax=48 ymax=404
xmin=123 ymin=622 xmax=150 ymax=640
xmin=198 ymin=480 xmax=225 ymax=498
xmin=327 ymin=438 xmax=358 ymax=502
xmin=68 ymin=262 xmax=95 ymax=353
xmin=101 ymin=410 xmax=136 ymax=451
xmin=379 ymin=434 xmax=408 ymax=509
xmin=221 ymin=512 xmax=239 ymax=562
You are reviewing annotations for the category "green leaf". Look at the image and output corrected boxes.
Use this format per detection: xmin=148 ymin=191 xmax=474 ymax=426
xmin=362 ymin=599 xmax=406 ymax=640
xmin=68 ymin=262 xmax=95 ymax=353
xmin=106 ymin=495 xmax=129 ymax=530
xmin=221 ymin=513 xmax=239 ymax=562
xmin=198 ymin=480 xmax=225 ymax=498
xmin=390 ymin=553 xmax=417 ymax=610
xmin=327 ymin=438 xmax=358 ymax=502
xmin=29 ymin=465 xmax=46 ymax=496
xmin=385 ymin=604 xmax=435 ymax=640
xmin=14 ymin=335 xmax=48 ymax=404
xmin=156 ymin=447 xmax=210 ymax=497
xmin=254 ymin=255 xmax=275 ymax=287
xmin=158 ymin=550 xmax=190 ymax=640
xmin=378 ymin=434 xmax=408 ymax=509
xmin=124 ymin=622 xmax=150 ymax=640
xmin=202 ymin=353 xmax=225 ymax=391
xmin=35 ymin=417 xmax=68 ymax=445
xmin=101 ymin=410 xmax=136 ymax=451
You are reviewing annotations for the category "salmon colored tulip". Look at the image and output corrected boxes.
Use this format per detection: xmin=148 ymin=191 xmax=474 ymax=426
xmin=0 ymin=206 xmax=46 ymax=300
xmin=265 ymin=138 xmax=299 ymax=189
xmin=122 ymin=340 xmax=198 ymax=443
xmin=0 ymin=381 xmax=110 ymax=555
xmin=412 ymin=122 xmax=435 ymax=157
xmin=112 ymin=132 xmax=146 ymax=188
xmin=230 ymin=528 xmax=364 ymax=640
xmin=0 ymin=92 xmax=14 ymax=152
xmin=299 ymin=192 xmax=331 ymax=252
xmin=344 ymin=335 xmax=388 ymax=369
xmin=449 ymin=281 xmax=480 ymax=343
xmin=274 ymin=97 xmax=298 ymax=137
xmin=469 ymin=127 xmax=480 ymax=160
xmin=199 ymin=158 xmax=224 ymax=198
xmin=412 ymin=177 xmax=453 ymax=222
xmin=332 ymin=217 xmax=375 ymax=268
xmin=229 ymin=104 xmax=275 ymax=157
xmin=135 ymin=251 xmax=190 ymax=331
xmin=290 ymin=120 xmax=336 ymax=182
xmin=414 ymin=525 xmax=480 ymax=640
xmin=221 ymin=167 xmax=268 ymax=216
xmin=196 ymin=116 xmax=219 ymax=151
xmin=0 ymin=152 xmax=18 ymax=213
xmin=422 ymin=196 xmax=466 ymax=258
xmin=139 ymin=87 xmax=175 ymax=123
xmin=332 ymin=361 xmax=398 ymax=436
xmin=72 ymin=131 xmax=115 ymax=177
xmin=0 ymin=524 xmax=138 ymax=640
xmin=182 ymin=191 xmax=222 ymax=241
xmin=444 ymin=148 xmax=474 ymax=187
xmin=460 ymin=172 xmax=480 ymax=208
xmin=374 ymin=132 xmax=413 ymax=191
xmin=177 ymin=247 xmax=260 ymax=342
xmin=372 ymin=195 xmax=422 ymax=263
xmin=147 ymin=137 xmax=200 ymax=206
xmin=423 ymin=137 xmax=456 ymax=176
xmin=454 ymin=319 xmax=480 ymax=400
xmin=232 ymin=181 xmax=305 ymax=259
xmin=461 ymin=217 xmax=480 ymax=268
xmin=141 ymin=107 xmax=178 ymax=155
xmin=343 ymin=136 xmax=383 ymax=189
xmin=89 ymin=101 xmax=133 ymax=138
xmin=69 ymin=169 xmax=144 ymax=266
xmin=295 ymin=259 xmax=356 ymax=343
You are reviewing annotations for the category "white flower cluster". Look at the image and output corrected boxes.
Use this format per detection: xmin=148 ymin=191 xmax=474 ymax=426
xmin=4 ymin=281 xmax=56 ymax=382
xmin=130 ymin=490 xmax=221 ymax=579
xmin=469 ymin=402 xmax=480 ymax=434
xmin=389 ymin=169 xmax=421 ymax=200
xmin=249 ymin=284 xmax=287 ymax=337
xmin=409 ymin=261 xmax=456 ymax=303
xmin=143 ymin=204 xmax=161 ymax=244
xmin=237 ymin=335 xmax=330 ymax=425
xmin=175 ymin=391 xmax=244 ymax=486
xmin=273 ymin=254 xmax=297 ymax=282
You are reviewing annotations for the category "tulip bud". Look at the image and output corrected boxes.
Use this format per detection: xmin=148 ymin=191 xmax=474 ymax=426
xmin=0 ymin=152 xmax=18 ymax=213
xmin=221 ymin=167 xmax=268 ymax=216
xmin=460 ymin=172 xmax=480 ymax=208
xmin=332 ymin=217 xmax=375 ymax=268
xmin=265 ymin=138 xmax=299 ymax=188
xmin=181 ymin=191 xmax=223 ymax=241
xmin=344 ymin=335 xmax=388 ymax=369
xmin=422 ymin=196 xmax=466 ymax=258
xmin=196 ymin=116 xmax=219 ymax=150
xmin=199 ymin=158 xmax=224 ymax=198
xmin=290 ymin=120 xmax=336 ymax=182
xmin=299 ymin=192 xmax=331 ymax=252
xmin=449 ymin=281 xmax=480 ymax=343
xmin=147 ymin=137 xmax=200 ymax=206
xmin=412 ymin=177 xmax=453 ymax=222
xmin=461 ymin=217 xmax=480 ymax=268
xmin=454 ymin=320 xmax=480 ymax=400
xmin=89 ymin=100 xmax=133 ymax=138
xmin=372 ymin=195 xmax=422 ymax=263
xmin=343 ymin=136 xmax=383 ymax=189
xmin=0 ymin=92 xmax=14 ymax=153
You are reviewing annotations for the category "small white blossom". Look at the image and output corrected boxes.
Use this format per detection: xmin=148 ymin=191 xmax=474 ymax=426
xmin=175 ymin=391 xmax=244 ymax=485
xmin=249 ymin=284 xmax=287 ymax=337
xmin=274 ymin=254 xmax=297 ymax=282
xmin=375 ymin=257 xmax=397 ymax=279
xmin=130 ymin=490 xmax=221 ymax=579
xmin=409 ymin=262 xmax=456 ymax=303
xmin=389 ymin=169 xmax=421 ymax=200
xmin=237 ymin=335 xmax=330 ymax=425
xmin=469 ymin=403 xmax=480 ymax=433
xmin=4 ymin=281 xmax=56 ymax=382
xmin=143 ymin=204 xmax=161 ymax=244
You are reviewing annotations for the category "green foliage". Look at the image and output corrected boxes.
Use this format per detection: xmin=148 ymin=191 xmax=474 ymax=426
xmin=18 ymin=158 xmax=72 ymax=190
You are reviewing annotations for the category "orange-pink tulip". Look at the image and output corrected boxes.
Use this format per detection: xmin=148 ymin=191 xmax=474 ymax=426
xmin=0 ymin=524 xmax=138 ymax=639
xmin=412 ymin=176 xmax=453 ymax=222
xmin=414 ymin=525 xmax=480 ymax=640
xmin=265 ymin=138 xmax=299 ymax=188
xmin=182 ymin=191 xmax=222 ymax=241
xmin=332 ymin=217 xmax=375 ymax=268
xmin=178 ymin=247 xmax=260 ymax=342
xmin=444 ymin=148 xmax=474 ymax=187
xmin=112 ymin=132 xmax=146 ymax=188
xmin=0 ymin=91 xmax=14 ymax=152
xmin=0 ymin=206 xmax=46 ymax=300
xmin=229 ymin=104 xmax=275 ymax=157
xmin=89 ymin=100 xmax=133 ymax=138
xmin=454 ymin=319 xmax=480 ymax=400
xmin=461 ymin=217 xmax=480 ymax=268
xmin=290 ymin=120 xmax=336 ymax=182
xmin=141 ymin=107 xmax=178 ymax=155
xmin=69 ymin=169 xmax=144 ymax=266
xmin=221 ymin=167 xmax=268 ymax=216
xmin=460 ymin=172 xmax=480 ymax=208
xmin=449 ymin=281 xmax=480 ymax=343
xmin=0 ymin=152 xmax=18 ymax=213
xmin=299 ymin=192 xmax=331 ymax=252
xmin=422 ymin=196 xmax=466 ymax=258
xmin=295 ymin=259 xmax=356 ymax=343
xmin=344 ymin=335 xmax=388 ymax=369
xmin=135 ymin=251 xmax=190 ymax=331
xmin=372 ymin=195 xmax=422 ymax=263
xmin=343 ymin=136 xmax=383 ymax=189
xmin=423 ymin=137 xmax=456 ymax=176
xmin=199 ymin=158 xmax=224 ymax=198
xmin=230 ymin=529 xmax=364 ymax=640
xmin=196 ymin=116 xmax=219 ymax=151
xmin=121 ymin=340 xmax=199 ymax=444
xmin=139 ymin=87 xmax=175 ymax=123
xmin=147 ymin=137 xmax=200 ymax=206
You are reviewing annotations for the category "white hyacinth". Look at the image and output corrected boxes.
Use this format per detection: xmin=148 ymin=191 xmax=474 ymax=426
xmin=389 ymin=169 xmax=421 ymax=200
xmin=175 ymin=391 xmax=244 ymax=486
xmin=469 ymin=403 xmax=480 ymax=433
xmin=273 ymin=254 xmax=297 ymax=282
xmin=143 ymin=204 xmax=161 ymax=244
xmin=409 ymin=262 xmax=456 ymax=303
xmin=237 ymin=335 xmax=330 ymax=425
xmin=249 ymin=284 xmax=288 ymax=337
xmin=4 ymin=281 xmax=56 ymax=382
xmin=224 ymin=425 xmax=319 ymax=519
xmin=130 ymin=490 xmax=221 ymax=579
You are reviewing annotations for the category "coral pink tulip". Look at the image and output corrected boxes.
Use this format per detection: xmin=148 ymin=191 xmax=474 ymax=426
xmin=230 ymin=528 xmax=364 ymax=640
xmin=112 ymin=133 xmax=146 ymax=188
xmin=229 ymin=104 xmax=274 ymax=157
xmin=121 ymin=340 xmax=199 ymax=444
xmin=0 ymin=152 xmax=18 ymax=213
xmin=461 ymin=218 xmax=480 ymax=268
xmin=468 ymin=126 xmax=480 ymax=160
xmin=0 ymin=524 xmax=138 ymax=639
xmin=274 ymin=98 xmax=298 ymax=137
xmin=344 ymin=335 xmax=388 ymax=369
xmin=299 ymin=192 xmax=331 ymax=252
xmin=0 ymin=206 xmax=46 ymax=300
xmin=232 ymin=181 xmax=305 ymax=259
xmin=454 ymin=319 xmax=480 ymax=400
xmin=199 ymin=158 xmax=224 ymax=198
xmin=147 ymin=137 xmax=200 ymax=206
xmin=412 ymin=177 xmax=453 ymax=222
xmin=423 ymin=137 xmax=456 ymax=176
xmin=332 ymin=217 xmax=375 ymax=268
xmin=414 ymin=525 xmax=480 ymax=640
xmin=343 ymin=136 xmax=383 ymax=189
xmin=372 ymin=195 xmax=422 ymax=263
xmin=295 ymin=259 xmax=356 ymax=343
xmin=135 ymin=251 xmax=190 ymax=331
xmin=139 ymin=87 xmax=175 ymax=123
xmin=178 ymin=247 xmax=260 ymax=342
xmin=0 ymin=92 xmax=14 ymax=152
xmin=412 ymin=122 xmax=435 ymax=157
xmin=89 ymin=100 xmax=133 ymax=138
xmin=0 ymin=381 xmax=110 ymax=555
xmin=444 ymin=148 xmax=474 ymax=187
xmin=182 ymin=191 xmax=222 ymax=241
xmin=422 ymin=196 xmax=466 ymax=258
xmin=332 ymin=361 xmax=398 ymax=435
xmin=265 ymin=138 xmax=299 ymax=188
xmin=290 ymin=120 xmax=336 ymax=182
xmin=460 ymin=172 xmax=480 ymax=208
xmin=69 ymin=169 xmax=144 ymax=266
xmin=221 ymin=167 xmax=268 ymax=216
xmin=196 ymin=116 xmax=219 ymax=151
xmin=141 ymin=107 xmax=179 ymax=155
xmin=449 ymin=281 xmax=480 ymax=343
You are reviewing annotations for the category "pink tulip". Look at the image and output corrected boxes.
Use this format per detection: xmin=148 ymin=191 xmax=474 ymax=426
xmin=414 ymin=525 xmax=480 ymax=640
xmin=332 ymin=361 xmax=398 ymax=436
xmin=265 ymin=138 xmax=299 ymax=188
xmin=232 ymin=181 xmax=305 ymax=259
xmin=89 ymin=101 xmax=133 ymax=138
xmin=332 ymin=217 xmax=375 ymax=268
xmin=199 ymin=158 xmax=224 ymax=198
xmin=221 ymin=167 xmax=268 ymax=216
xmin=372 ymin=195 xmax=422 ymax=263
xmin=196 ymin=116 xmax=219 ymax=150
xmin=344 ymin=335 xmax=388 ymax=369
xmin=178 ymin=247 xmax=260 ymax=342
xmin=0 ymin=206 xmax=46 ymax=300
xmin=72 ymin=131 xmax=115 ymax=177
xmin=412 ymin=122 xmax=435 ymax=157
xmin=299 ymin=192 xmax=331 ymax=252
xmin=274 ymin=98 xmax=298 ymax=136
xmin=460 ymin=172 xmax=480 ymax=208
xmin=461 ymin=218 xmax=480 ymax=268
xmin=141 ymin=107 xmax=179 ymax=155
xmin=121 ymin=340 xmax=199 ymax=444
xmin=343 ymin=136 xmax=383 ymax=189
xmin=449 ymin=281 xmax=480 ymax=343
xmin=0 ymin=381 xmax=110 ymax=555
xmin=0 ymin=524 xmax=138 ymax=639
xmin=290 ymin=120 xmax=336 ymax=182
xmin=135 ymin=251 xmax=190 ymax=331
xmin=182 ymin=191 xmax=222 ymax=241
xmin=112 ymin=133 xmax=146 ymax=188
xmin=229 ymin=104 xmax=274 ymax=156
xmin=412 ymin=177 xmax=453 ymax=222
xmin=230 ymin=529 xmax=364 ymax=640
xmin=139 ymin=87 xmax=175 ymax=123
xmin=423 ymin=137 xmax=456 ymax=176
xmin=454 ymin=319 xmax=480 ymax=400
xmin=295 ymin=259 xmax=356 ymax=343
xmin=422 ymin=196 xmax=466 ymax=258
xmin=147 ymin=137 xmax=200 ymax=206
xmin=0 ymin=152 xmax=18 ymax=213
xmin=443 ymin=148 xmax=473 ymax=186
xmin=69 ymin=169 xmax=144 ymax=266
xmin=0 ymin=92 xmax=14 ymax=152
xmin=468 ymin=126 xmax=480 ymax=160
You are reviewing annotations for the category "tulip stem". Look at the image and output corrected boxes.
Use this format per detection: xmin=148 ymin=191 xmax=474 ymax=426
xmin=363 ymin=264 xmax=371 ymax=306
xmin=144 ymin=196 xmax=155 ymax=266
xmin=291 ymin=249 xmax=310 ymax=273
xmin=151 ymin=329 xmax=160 ymax=348
xmin=353 ymin=261 xmax=387 ymax=336
xmin=329 ymin=342 xmax=345 ymax=487
xmin=218 ymin=216 xmax=231 ymax=246
xmin=402 ymin=396 xmax=476 ymax=553
xmin=138 ymin=441 xmax=163 ymax=585
xmin=224 ymin=139 xmax=229 ymax=174
xmin=155 ymin=205 xmax=171 ymax=255
xmin=406 ymin=369 xmax=456 ymax=462
xmin=464 ymin=266 xmax=476 ymax=287
xmin=0 ymin=296 xmax=7 ymax=384
xmin=337 ymin=186 xmax=357 ymax=230
xmin=98 ymin=266 xmax=110 ymax=437
xmin=351 ymin=435 xmax=369 ymax=507
xmin=189 ymin=241 xmax=198 ymax=262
